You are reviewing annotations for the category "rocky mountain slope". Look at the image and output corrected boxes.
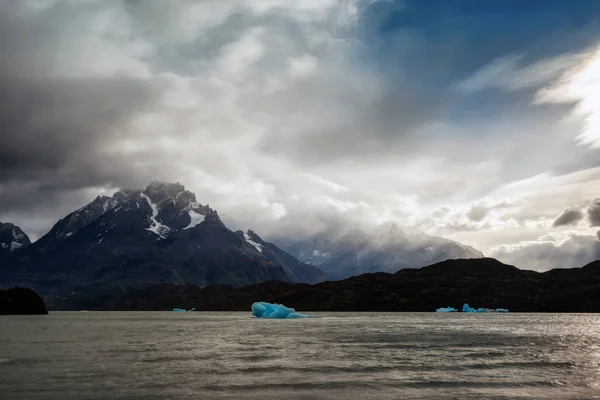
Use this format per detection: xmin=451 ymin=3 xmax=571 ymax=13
xmin=89 ymin=258 xmax=600 ymax=313
xmin=0 ymin=182 xmax=326 ymax=298
xmin=273 ymin=224 xmax=484 ymax=280
xmin=0 ymin=223 xmax=31 ymax=254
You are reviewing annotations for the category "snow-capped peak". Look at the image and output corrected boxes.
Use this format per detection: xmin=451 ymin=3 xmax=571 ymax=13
xmin=0 ymin=222 xmax=31 ymax=252
xmin=35 ymin=181 xmax=220 ymax=247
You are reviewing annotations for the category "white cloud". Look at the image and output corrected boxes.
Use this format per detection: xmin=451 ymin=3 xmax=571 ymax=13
xmin=458 ymin=45 xmax=600 ymax=148
xmin=216 ymin=27 xmax=266 ymax=80
xmin=535 ymin=46 xmax=600 ymax=149
xmin=491 ymin=231 xmax=600 ymax=271
xmin=457 ymin=53 xmax=586 ymax=93
xmin=287 ymin=55 xmax=318 ymax=78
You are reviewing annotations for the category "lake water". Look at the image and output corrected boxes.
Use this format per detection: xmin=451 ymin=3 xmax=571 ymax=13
xmin=1 ymin=312 xmax=600 ymax=399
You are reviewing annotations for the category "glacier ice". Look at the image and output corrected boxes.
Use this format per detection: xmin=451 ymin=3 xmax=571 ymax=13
xmin=251 ymin=302 xmax=311 ymax=319
xmin=172 ymin=307 xmax=195 ymax=312
xmin=436 ymin=307 xmax=458 ymax=312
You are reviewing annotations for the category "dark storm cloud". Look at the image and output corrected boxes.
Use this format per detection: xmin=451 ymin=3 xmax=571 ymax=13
xmin=0 ymin=1 xmax=169 ymax=218
xmin=0 ymin=74 xmax=166 ymax=214
xmin=588 ymin=199 xmax=600 ymax=227
xmin=552 ymin=208 xmax=584 ymax=227
xmin=0 ymin=78 xmax=158 ymax=183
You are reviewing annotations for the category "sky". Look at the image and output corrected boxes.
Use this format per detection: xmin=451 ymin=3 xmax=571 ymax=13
xmin=1 ymin=0 xmax=600 ymax=271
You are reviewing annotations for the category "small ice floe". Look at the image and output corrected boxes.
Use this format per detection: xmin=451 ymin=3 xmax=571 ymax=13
xmin=251 ymin=301 xmax=317 ymax=319
xmin=436 ymin=307 xmax=458 ymax=312
xmin=462 ymin=303 xmax=509 ymax=313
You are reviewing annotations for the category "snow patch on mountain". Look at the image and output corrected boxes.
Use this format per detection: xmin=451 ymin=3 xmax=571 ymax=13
xmin=140 ymin=193 xmax=170 ymax=239
xmin=183 ymin=210 xmax=206 ymax=230
xmin=0 ymin=223 xmax=31 ymax=252
xmin=244 ymin=232 xmax=263 ymax=253
xmin=306 ymin=249 xmax=333 ymax=265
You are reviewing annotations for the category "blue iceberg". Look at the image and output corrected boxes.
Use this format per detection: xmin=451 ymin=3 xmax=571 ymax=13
xmin=436 ymin=307 xmax=458 ymax=312
xmin=462 ymin=303 xmax=509 ymax=313
xmin=462 ymin=303 xmax=483 ymax=313
xmin=251 ymin=302 xmax=314 ymax=319
xmin=172 ymin=307 xmax=195 ymax=312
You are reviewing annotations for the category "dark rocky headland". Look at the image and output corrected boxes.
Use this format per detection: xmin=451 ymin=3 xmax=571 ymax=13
xmin=0 ymin=287 xmax=48 ymax=315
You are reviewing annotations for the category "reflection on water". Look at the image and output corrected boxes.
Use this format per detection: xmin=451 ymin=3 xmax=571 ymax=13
xmin=1 ymin=312 xmax=600 ymax=399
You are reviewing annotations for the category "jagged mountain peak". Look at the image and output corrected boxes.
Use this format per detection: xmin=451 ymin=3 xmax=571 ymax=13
xmin=34 ymin=182 xmax=220 ymax=247
xmin=339 ymin=227 xmax=368 ymax=241
xmin=143 ymin=181 xmax=187 ymax=203
xmin=0 ymin=222 xmax=31 ymax=252
xmin=233 ymin=229 xmax=264 ymax=253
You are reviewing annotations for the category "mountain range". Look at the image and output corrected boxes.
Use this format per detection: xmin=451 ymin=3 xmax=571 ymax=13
xmin=0 ymin=181 xmax=484 ymax=301
xmin=0 ymin=182 xmax=325 ymax=299
xmin=272 ymin=225 xmax=483 ymax=280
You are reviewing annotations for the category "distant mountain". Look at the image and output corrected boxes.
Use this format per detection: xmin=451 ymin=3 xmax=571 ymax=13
xmin=273 ymin=224 xmax=484 ymax=280
xmin=87 ymin=258 xmax=600 ymax=313
xmin=0 ymin=182 xmax=325 ymax=298
xmin=0 ymin=223 xmax=31 ymax=253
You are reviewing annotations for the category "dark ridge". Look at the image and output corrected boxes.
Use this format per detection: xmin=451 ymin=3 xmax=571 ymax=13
xmin=405 ymin=257 xmax=522 ymax=277
xmin=87 ymin=258 xmax=600 ymax=313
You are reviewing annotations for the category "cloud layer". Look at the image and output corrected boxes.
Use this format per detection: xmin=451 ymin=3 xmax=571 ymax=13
xmin=1 ymin=0 xmax=600 ymax=271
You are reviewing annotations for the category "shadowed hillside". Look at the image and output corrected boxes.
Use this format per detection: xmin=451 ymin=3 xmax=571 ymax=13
xmin=63 ymin=258 xmax=600 ymax=312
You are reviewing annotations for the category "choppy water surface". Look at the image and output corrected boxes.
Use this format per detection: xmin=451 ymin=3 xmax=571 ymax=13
xmin=1 ymin=312 xmax=600 ymax=399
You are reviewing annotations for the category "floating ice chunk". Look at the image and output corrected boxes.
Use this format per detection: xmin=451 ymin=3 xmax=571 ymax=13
xmin=251 ymin=301 xmax=315 ymax=319
xmin=173 ymin=307 xmax=195 ymax=312
xmin=462 ymin=303 xmax=509 ymax=313
xmin=436 ymin=307 xmax=458 ymax=312
xmin=462 ymin=303 xmax=485 ymax=313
